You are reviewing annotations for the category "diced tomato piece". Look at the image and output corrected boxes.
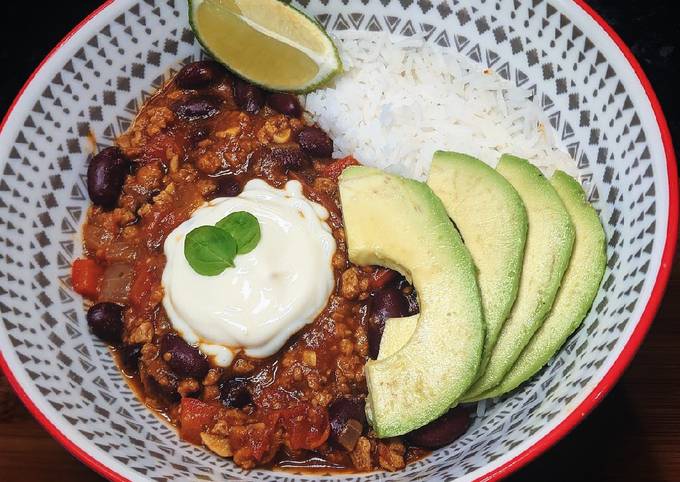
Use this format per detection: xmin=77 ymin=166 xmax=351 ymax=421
xmin=138 ymin=132 xmax=179 ymax=164
xmin=244 ymin=421 xmax=277 ymax=462
xmin=253 ymin=385 xmax=299 ymax=410
xmin=320 ymin=155 xmax=359 ymax=179
xmin=179 ymin=397 xmax=220 ymax=445
xmin=129 ymin=257 xmax=162 ymax=309
xmin=224 ymin=413 xmax=278 ymax=465
xmin=71 ymin=258 xmax=104 ymax=299
xmin=280 ymin=404 xmax=330 ymax=451
xmin=369 ymin=268 xmax=398 ymax=290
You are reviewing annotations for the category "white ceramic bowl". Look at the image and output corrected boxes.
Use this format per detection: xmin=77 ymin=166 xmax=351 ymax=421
xmin=0 ymin=0 xmax=676 ymax=480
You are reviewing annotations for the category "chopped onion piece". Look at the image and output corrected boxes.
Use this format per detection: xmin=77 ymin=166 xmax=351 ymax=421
xmin=337 ymin=418 xmax=363 ymax=451
xmin=99 ymin=263 xmax=134 ymax=304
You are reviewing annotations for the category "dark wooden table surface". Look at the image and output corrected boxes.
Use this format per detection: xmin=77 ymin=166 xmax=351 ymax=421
xmin=1 ymin=1 xmax=678 ymax=481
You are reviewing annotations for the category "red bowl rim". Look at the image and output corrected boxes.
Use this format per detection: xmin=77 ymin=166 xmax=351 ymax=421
xmin=0 ymin=1 xmax=677 ymax=481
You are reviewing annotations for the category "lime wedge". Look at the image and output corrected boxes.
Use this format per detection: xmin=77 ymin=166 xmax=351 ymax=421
xmin=189 ymin=0 xmax=342 ymax=92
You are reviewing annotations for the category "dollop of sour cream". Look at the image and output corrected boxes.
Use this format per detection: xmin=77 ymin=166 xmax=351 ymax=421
xmin=162 ymin=179 xmax=336 ymax=366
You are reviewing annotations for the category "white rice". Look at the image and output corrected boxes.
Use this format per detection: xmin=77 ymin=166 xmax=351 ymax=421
xmin=304 ymin=32 xmax=575 ymax=180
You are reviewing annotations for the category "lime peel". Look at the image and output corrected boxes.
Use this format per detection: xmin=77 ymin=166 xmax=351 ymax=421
xmin=189 ymin=0 xmax=342 ymax=92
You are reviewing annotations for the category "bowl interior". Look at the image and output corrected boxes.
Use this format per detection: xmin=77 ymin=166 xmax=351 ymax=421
xmin=0 ymin=0 xmax=671 ymax=480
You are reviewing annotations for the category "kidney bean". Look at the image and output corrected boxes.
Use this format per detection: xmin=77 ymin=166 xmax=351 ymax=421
xmin=270 ymin=144 xmax=309 ymax=171
xmin=391 ymin=275 xmax=420 ymax=316
xmin=87 ymin=147 xmax=130 ymax=210
xmin=233 ymin=78 xmax=264 ymax=114
xmin=372 ymin=287 xmax=410 ymax=321
xmin=328 ymin=397 xmax=366 ymax=434
xmin=328 ymin=397 xmax=366 ymax=450
xmin=188 ymin=126 xmax=211 ymax=146
xmin=219 ymin=377 xmax=252 ymax=408
xmin=175 ymin=60 xmax=224 ymax=90
xmin=211 ymin=176 xmax=242 ymax=198
xmin=406 ymin=291 xmax=420 ymax=315
xmin=118 ymin=343 xmax=142 ymax=374
xmin=267 ymin=92 xmax=301 ymax=117
xmin=368 ymin=268 xmax=399 ymax=291
xmin=298 ymin=126 xmax=333 ymax=158
xmin=86 ymin=302 xmax=124 ymax=344
xmin=173 ymin=95 xmax=222 ymax=120
xmin=367 ymin=287 xmax=410 ymax=359
xmin=160 ymin=333 xmax=209 ymax=379
xmin=366 ymin=323 xmax=383 ymax=360
xmin=406 ymin=406 xmax=472 ymax=449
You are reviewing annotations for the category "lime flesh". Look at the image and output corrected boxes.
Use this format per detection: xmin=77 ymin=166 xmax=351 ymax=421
xmin=190 ymin=0 xmax=340 ymax=92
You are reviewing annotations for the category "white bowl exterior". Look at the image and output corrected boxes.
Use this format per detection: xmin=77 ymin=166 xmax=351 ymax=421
xmin=0 ymin=0 xmax=670 ymax=481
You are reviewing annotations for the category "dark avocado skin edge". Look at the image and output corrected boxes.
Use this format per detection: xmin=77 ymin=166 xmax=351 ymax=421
xmin=186 ymin=0 xmax=342 ymax=93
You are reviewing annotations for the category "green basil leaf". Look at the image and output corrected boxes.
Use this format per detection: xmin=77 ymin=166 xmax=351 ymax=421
xmin=216 ymin=211 xmax=262 ymax=254
xmin=184 ymin=225 xmax=237 ymax=276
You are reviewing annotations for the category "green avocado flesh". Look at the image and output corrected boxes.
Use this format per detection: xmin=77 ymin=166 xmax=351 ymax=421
xmin=463 ymin=155 xmax=575 ymax=401
xmin=480 ymin=170 xmax=606 ymax=398
xmin=378 ymin=315 xmax=418 ymax=360
xmin=378 ymin=152 xmax=528 ymax=385
xmin=339 ymin=166 xmax=484 ymax=438
xmin=427 ymin=152 xmax=528 ymax=378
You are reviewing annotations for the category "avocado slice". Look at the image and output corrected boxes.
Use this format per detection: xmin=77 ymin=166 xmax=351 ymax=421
xmin=427 ymin=151 xmax=528 ymax=376
xmin=463 ymin=155 xmax=575 ymax=401
xmin=339 ymin=166 xmax=484 ymax=438
xmin=377 ymin=152 xmax=528 ymax=380
xmin=378 ymin=315 xmax=418 ymax=360
xmin=478 ymin=171 xmax=606 ymax=399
